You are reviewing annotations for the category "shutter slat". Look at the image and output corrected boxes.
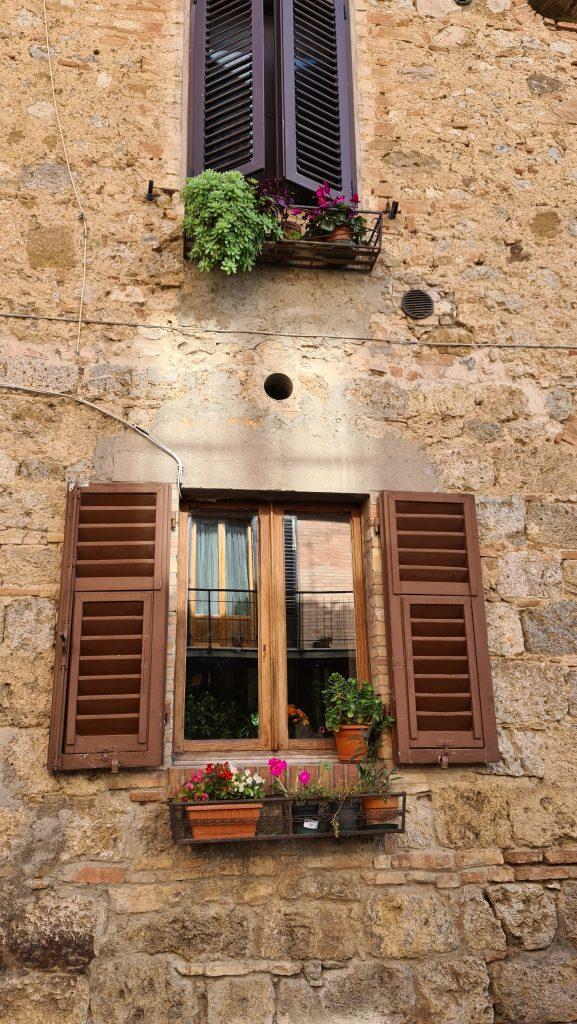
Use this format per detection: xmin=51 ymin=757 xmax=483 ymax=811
xmin=381 ymin=491 xmax=498 ymax=765
xmin=190 ymin=0 xmax=265 ymax=175
xmin=280 ymin=0 xmax=356 ymax=194
xmin=49 ymin=484 xmax=170 ymax=771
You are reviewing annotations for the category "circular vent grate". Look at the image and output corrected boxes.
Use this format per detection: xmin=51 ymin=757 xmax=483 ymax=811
xmin=401 ymin=289 xmax=435 ymax=320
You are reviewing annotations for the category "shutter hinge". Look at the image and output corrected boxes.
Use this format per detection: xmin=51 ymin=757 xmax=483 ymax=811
xmin=439 ymin=745 xmax=450 ymax=769
xmin=98 ymin=747 xmax=119 ymax=773
xmin=59 ymin=631 xmax=68 ymax=651
xmin=372 ymin=517 xmax=381 ymax=537
xmin=171 ymin=515 xmax=177 ymax=532
xmin=164 ymin=700 xmax=171 ymax=725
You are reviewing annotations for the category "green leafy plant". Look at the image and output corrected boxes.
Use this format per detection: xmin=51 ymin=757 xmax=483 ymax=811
xmin=358 ymin=760 xmax=398 ymax=797
xmin=184 ymin=691 xmax=257 ymax=740
xmin=322 ymin=673 xmax=385 ymax=733
xmin=182 ymin=170 xmax=282 ymax=274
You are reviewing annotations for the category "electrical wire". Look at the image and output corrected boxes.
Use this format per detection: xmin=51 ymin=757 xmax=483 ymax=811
xmin=42 ymin=0 xmax=88 ymax=356
xmin=0 ymin=382 xmax=184 ymax=490
xmin=0 ymin=310 xmax=575 ymax=352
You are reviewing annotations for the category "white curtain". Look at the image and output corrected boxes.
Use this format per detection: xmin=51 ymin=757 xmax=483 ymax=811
xmin=226 ymin=523 xmax=250 ymax=615
xmin=195 ymin=520 xmax=219 ymax=615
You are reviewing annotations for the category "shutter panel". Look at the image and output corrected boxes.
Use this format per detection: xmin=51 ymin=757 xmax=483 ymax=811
xmin=381 ymin=492 xmax=498 ymax=766
xmin=190 ymin=0 xmax=265 ymax=175
xmin=48 ymin=484 xmax=171 ymax=771
xmin=279 ymin=0 xmax=356 ymax=194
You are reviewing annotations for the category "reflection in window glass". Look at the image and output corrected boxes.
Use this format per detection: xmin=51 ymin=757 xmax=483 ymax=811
xmin=185 ymin=512 xmax=259 ymax=741
xmin=285 ymin=513 xmax=357 ymax=739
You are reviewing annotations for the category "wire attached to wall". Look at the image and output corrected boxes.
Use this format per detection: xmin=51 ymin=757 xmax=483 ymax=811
xmin=42 ymin=0 xmax=88 ymax=356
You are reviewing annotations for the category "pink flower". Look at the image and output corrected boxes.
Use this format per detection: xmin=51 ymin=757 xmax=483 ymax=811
xmin=350 ymin=192 xmax=359 ymax=205
xmin=268 ymin=757 xmax=287 ymax=778
xmin=191 ymin=769 xmax=204 ymax=783
xmin=298 ymin=770 xmax=311 ymax=787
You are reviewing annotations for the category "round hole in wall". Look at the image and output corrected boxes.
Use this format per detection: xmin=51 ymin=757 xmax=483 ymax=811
xmin=264 ymin=373 xmax=293 ymax=401
xmin=401 ymin=289 xmax=435 ymax=320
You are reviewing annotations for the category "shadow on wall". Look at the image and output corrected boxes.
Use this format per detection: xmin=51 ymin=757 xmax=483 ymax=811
xmin=176 ymin=263 xmax=387 ymax=339
xmin=528 ymin=0 xmax=577 ymax=17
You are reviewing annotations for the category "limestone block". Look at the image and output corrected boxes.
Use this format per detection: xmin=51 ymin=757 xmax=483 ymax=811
xmin=366 ymin=888 xmax=458 ymax=959
xmin=207 ymin=975 xmax=275 ymax=1024
xmin=4 ymin=597 xmax=55 ymax=653
xmin=89 ymin=955 xmax=202 ymax=1024
xmin=485 ymin=728 xmax=544 ymax=779
xmin=497 ymin=552 xmax=561 ymax=600
xmin=476 ymin=386 xmax=528 ymax=423
xmin=494 ymin=445 xmax=577 ymax=497
xmin=416 ymin=0 xmax=454 ymax=13
xmin=253 ymin=903 xmax=355 ymax=961
xmin=522 ymin=602 xmax=577 ymax=656
xmin=492 ymin=661 xmax=569 ymax=727
xmin=277 ymin=868 xmax=363 ymax=901
xmin=509 ymin=785 xmax=577 ymax=847
xmin=6 ymin=891 xmax=97 ymax=971
xmin=433 ymin=782 xmax=512 ymax=849
xmin=0 ymin=545 xmax=60 ymax=587
xmin=277 ymin=962 xmax=417 ymax=1024
xmin=0 ymin=973 xmax=88 ymax=1024
xmin=119 ymin=904 xmax=251 ymax=961
xmin=460 ymin=891 xmax=507 ymax=956
xmin=558 ymin=881 xmax=577 ymax=944
xmin=0 ymin=452 xmax=17 ymax=484
xmin=487 ymin=883 xmax=557 ymax=950
xmin=415 ymin=955 xmax=493 ymax=1024
xmin=392 ymin=793 xmax=438 ymax=851
xmin=0 ymin=487 xmax=64 ymax=532
xmin=428 ymin=439 xmax=495 ymax=491
xmin=27 ymin=225 xmax=77 ymax=269
xmin=59 ymin=795 xmax=134 ymax=863
xmin=527 ymin=501 xmax=577 ymax=548
xmin=21 ymin=161 xmax=72 ymax=192
xmin=490 ymin=949 xmax=577 ymax=1024
xmin=475 ymin=495 xmax=526 ymax=547
xmin=546 ymin=389 xmax=573 ymax=422
xmin=486 ymin=603 xmax=524 ymax=656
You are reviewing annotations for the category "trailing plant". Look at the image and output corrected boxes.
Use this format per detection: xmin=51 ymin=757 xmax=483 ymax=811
xmin=182 ymin=170 xmax=282 ymax=274
xmin=357 ymin=760 xmax=398 ymax=797
xmin=179 ymin=762 xmax=265 ymax=802
xmin=322 ymin=673 xmax=385 ymax=733
xmin=302 ymin=181 xmax=367 ymax=242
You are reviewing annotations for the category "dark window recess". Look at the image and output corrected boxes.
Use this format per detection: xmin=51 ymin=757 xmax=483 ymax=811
xmin=380 ymin=491 xmax=499 ymax=767
xmin=48 ymin=484 xmax=171 ymax=772
xmin=189 ymin=0 xmax=357 ymax=197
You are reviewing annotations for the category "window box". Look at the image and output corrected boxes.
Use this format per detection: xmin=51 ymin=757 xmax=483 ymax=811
xmin=256 ymin=209 xmax=383 ymax=273
xmin=168 ymin=792 xmax=406 ymax=845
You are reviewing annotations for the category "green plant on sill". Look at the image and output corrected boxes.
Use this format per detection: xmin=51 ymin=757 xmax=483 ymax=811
xmin=184 ymin=691 xmax=258 ymax=740
xmin=182 ymin=170 xmax=283 ymax=274
xmin=322 ymin=672 xmax=392 ymax=733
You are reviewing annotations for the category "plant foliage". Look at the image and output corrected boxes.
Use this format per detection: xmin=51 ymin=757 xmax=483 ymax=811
xmin=182 ymin=170 xmax=282 ymax=274
xmin=322 ymin=673 xmax=385 ymax=732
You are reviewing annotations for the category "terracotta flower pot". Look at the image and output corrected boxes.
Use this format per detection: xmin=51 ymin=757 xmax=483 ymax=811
xmin=185 ymin=801 xmax=262 ymax=841
xmin=362 ymin=795 xmax=400 ymax=827
xmin=324 ymin=224 xmax=355 ymax=244
xmin=333 ymin=724 xmax=369 ymax=763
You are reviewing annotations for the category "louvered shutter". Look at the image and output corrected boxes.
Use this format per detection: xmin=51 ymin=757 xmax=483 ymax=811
xmin=190 ymin=0 xmax=265 ymax=175
xmin=380 ymin=492 xmax=498 ymax=766
xmin=279 ymin=0 xmax=356 ymax=194
xmin=48 ymin=484 xmax=171 ymax=771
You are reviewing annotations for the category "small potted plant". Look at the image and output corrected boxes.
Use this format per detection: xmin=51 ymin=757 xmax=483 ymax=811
xmin=322 ymin=673 xmax=389 ymax=763
xmin=287 ymin=704 xmax=312 ymax=739
xmin=179 ymin=762 xmax=265 ymax=840
xmin=253 ymin=178 xmax=300 ymax=239
xmin=303 ymin=182 xmax=366 ymax=245
xmin=269 ymin=757 xmax=331 ymax=834
xmin=358 ymin=760 xmax=400 ymax=828
xmin=182 ymin=170 xmax=283 ymax=274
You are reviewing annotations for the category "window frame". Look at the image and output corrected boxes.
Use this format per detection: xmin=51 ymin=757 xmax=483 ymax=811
xmin=173 ymin=498 xmax=370 ymax=755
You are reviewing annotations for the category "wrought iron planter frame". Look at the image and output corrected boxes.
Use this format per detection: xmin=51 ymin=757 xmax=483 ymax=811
xmin=256 ymin=208 xmax=383 ymax=273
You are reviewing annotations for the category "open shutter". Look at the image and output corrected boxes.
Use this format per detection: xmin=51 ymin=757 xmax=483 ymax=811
xmin=189 ymin=0 xmax=265 ymax=175
xmin=279 ymin=0 xmax=356 ymax=194
xmin=380 ymin=492 xmax=498 ymax=766
xmin=48 ymin=484 xmax=171 ymax=771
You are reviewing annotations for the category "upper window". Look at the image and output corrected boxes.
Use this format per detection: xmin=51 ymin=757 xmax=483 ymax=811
xmin=188 ymin=0 xmax=357 ymax=196
xmin=174 ymin=500 xmax=368 ymax=753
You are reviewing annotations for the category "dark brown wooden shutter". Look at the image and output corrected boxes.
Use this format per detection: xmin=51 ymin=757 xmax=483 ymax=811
xmin=48 ymin=484 xmax=171 ymax=771
xmin=279 ymin=0 xmax=356 ymax=194
xmin=380 ymin=492 xmax=498 ymax=766
xmin=189 ymin=0 xmax=265 ymax=175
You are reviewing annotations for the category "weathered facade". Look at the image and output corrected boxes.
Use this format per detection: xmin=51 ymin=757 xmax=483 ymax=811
xmin=1 ymin=0 xmax=577 ymax=1020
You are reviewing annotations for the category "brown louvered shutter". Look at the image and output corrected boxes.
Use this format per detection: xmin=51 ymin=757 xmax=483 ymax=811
xmin=189 ymin=0 xmax=265 ymax=176
xmin=279 ymin=0 xmax=356 ymax=194
xmin=48 ymin=484 xmax=171 ymax=771
xmin=380 ymin=492 xmax=498 ymax=766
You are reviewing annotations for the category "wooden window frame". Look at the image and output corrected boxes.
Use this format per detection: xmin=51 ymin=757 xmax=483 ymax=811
xmin=173 ymin=499 xmax=369 ymax=755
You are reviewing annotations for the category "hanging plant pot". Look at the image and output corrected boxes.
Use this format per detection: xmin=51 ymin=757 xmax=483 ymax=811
xmin=291 ymin=800 xmax=329 ymax=835
xmin=185 ymin=801 xmax=262 ymax=841
xmin=323 ymin=224 xmax=355 ymax=245
xmin=334 ymin=724 xmax=369 ymax=763
xmin=362 ymin=794 xmax=400 ymax=828
xmin=328 ymin=798 xmax=361 ymax=834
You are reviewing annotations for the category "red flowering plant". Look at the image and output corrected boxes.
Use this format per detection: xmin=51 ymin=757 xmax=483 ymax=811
xmin=179 ymin=762 xmax=265 ymax=803
xmin=302 ymin=181 xmax=366 ymax=243
xmin=287 ymin=704 xmax=310 ymax=728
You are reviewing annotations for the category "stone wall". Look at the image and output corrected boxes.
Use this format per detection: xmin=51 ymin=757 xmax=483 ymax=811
xmin=1 ymin=0 xmax=577 ymax=1019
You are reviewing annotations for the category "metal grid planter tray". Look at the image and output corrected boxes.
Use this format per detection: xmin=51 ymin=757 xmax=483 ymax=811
xmin=169 ymin=792 xmax=406 ymax=846
xmin=256 ymin=209 xmax=383 ymax=273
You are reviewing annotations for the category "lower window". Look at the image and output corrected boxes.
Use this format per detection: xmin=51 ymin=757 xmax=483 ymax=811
xmin=174 ymin=499 xmax=369 ymax=753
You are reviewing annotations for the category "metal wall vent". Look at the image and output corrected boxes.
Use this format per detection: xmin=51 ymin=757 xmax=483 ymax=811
xmin=401 ymin=289 xmax=435 ymax=320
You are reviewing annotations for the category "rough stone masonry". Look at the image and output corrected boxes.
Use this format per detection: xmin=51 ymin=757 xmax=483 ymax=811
xmin=1 ymin=0 xmax=577 ymax=1021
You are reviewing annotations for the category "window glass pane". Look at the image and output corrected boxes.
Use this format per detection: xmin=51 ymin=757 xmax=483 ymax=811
xmin=285 ymin=513 xmax=357 ymax=740
xmin=185 ymin=512 xmax=259 ymax=741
